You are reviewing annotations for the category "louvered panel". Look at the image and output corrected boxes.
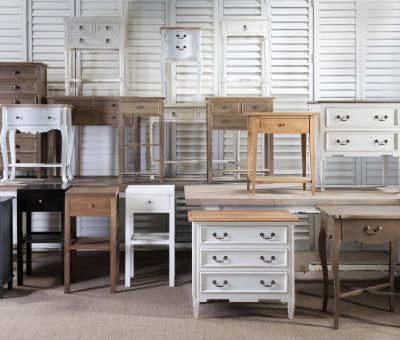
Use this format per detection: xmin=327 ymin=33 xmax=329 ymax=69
xmin=364 ymin=157 xmax=399 ymax=186
xmin=0 ymin=0 xmax=25 ymax=61
xmin=30 ymin=0 xmax=73 ymax=95
xmin=80 ymin=0 xmax=120 ymax=17
xmin=223 ymin=0 xmax=264 ymax=16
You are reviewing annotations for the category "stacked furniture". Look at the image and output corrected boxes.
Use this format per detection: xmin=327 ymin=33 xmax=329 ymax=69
xmin=0 ymin=62 xmax=47 ymax=177
xmin=189 ymin=210 xmax=297 ymax=319
xmin=0 ymin=197 xmax=13 ymax=298
xmin=16 ymin=184 xmax=70 ymax=286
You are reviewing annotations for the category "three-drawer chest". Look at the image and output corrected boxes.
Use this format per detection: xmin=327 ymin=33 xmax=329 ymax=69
xmin=189 ymin=210 xmax=298 ymax=319
xmin=310 ymin=101 xmax=400 ymax=190
xmin=0 ymin=62 xmax=47 ymax=175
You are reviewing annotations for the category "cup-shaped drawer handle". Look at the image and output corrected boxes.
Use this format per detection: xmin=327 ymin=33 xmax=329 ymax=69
xmin=171 ymin=112 xmax=177 ymax=118
xmin=374 ymin=115 xmax=388 ymax=121
xmin=336 ymin=139 xmax=350 ymax=145
xmin=364 ymin=225 xmax=383 ymax=235
xmin=12 ymin=70 xmax=20 ymax=75
xmin=260 ymin=255 xmax=276 ymax=263
xmin=105 ymin=38 xmax=110 ymax=44
xmin=79 ymin=25 xmax=84 ymax=31
xmin=79 ymin=38 xmax=85 ymax=43
xmin=12 ymin=100 xmax=20 ymax=104
xmin=374 ymin=139 xmax=388 ymax=145
xmin=176 ymin=45 xmax=187 ymax=50
xmin=15 ymin=116 xmax=23 ymax=120
xmin=212 ymin=280 xmax=228 ymax=288
xmin=260 ymin=280 xmax=276 ymax=288
xmin=212 ymin=255 xmax=228 ymax=263
xmin=105 ymin=25 xmax=110 ymax=31
xmin=242 ymin=25 xmax=248 ymax=31
xmin=88 ymin=203 xmax=95 ymax=208
xmin=260 ymin=232 xmax=276 ymax=240
xmin=212 ymin=232 xmax=228 ymax=240
xmin=336 ymin=115 xmax=350 ymax=121
xmin=11 ymin=85 xmax=20 ymax=90
xmin=278 ymin=123 xmax=286 ymax=127
xmin=15 ymin=144 xmax=21 ymax=149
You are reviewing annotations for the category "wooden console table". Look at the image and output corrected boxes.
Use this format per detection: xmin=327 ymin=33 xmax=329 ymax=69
xmin=317 ymin=205 xmax=400 ymax=329
xmin=246 ymin=112 xmax=319 ymax=195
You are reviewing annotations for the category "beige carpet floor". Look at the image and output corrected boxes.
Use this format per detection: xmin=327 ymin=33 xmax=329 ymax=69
xmin=0 ymin=251 xmax=399 ymax=340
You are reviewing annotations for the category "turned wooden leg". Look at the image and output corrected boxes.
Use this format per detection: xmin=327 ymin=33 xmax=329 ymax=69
xmin=301 ymin=133 xmax=307 ymax=190
xmin=318 ymin=227 xmax=329 ymax=312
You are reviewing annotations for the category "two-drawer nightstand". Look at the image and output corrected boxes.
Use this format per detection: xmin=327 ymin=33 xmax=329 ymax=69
xmin=0 ymin=197 xmax=13 ymax=298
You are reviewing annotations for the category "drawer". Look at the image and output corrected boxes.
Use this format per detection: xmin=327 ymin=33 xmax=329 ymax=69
xmin=211 ymin=101 xmax=241 ymax=115
xmin=18 ymin=192 xmax=64 ymax=211
xmin=325 ymin=107 xmax=399 ymax=128
xmin=92 ymin=114 xmax=118 ymax=125
xmin=94 ymin=100 xmax=118 ymax=114
xmin=0 ymin=66 xmax=36 ymax=80
xmin=212 ymin=115 xmax=247 ymax=130
xmin=0 ymin=81 xmax=36 ymax=94
xmin=96 ymin=23 xmax=119 ymax=34
xmin=68 ymin=23 xmax=92 ymax=34
xmin=196 ymin=109 xmax=206 ymax=120
xmin=342 ymin=219 xmax=400 ymax=244
xmin=127 ymin=194 xmax=170 ymax=212
xmin=72 ymin=113 xmax=93 ymax=125
xmin=15 ymin=130 xmax=39 ymax=139
xmin=13 ymin=140 xmax=38 ymax=153
xmin=6 ymin=111 xmax=62 ymax=126
xmin=165 ymin=30 xmax=196 ymax=43
xmin=200 ymin=225 xmax=288 ymax=245
xmin=68 ymin=35 xmax=118 ymax=49
xmin=166 ymin=42 xmax=197 ymax=60
xmin=0 ymin=96 xmax=37 ymax=105
xmin=224 ymin=22 xmax=267 ymax=36
xmin=122 ymin=101 xmax=162 ymax=115
xmin=165 ymin=109 xmax=195 ymax=121
xmin=0 ymin=154 xmax=37 ymax=167
xmin=69 ymin=196 xmax=111 ymax=216
xmin=200 ymin=272 xmax=288 ymax=294
xmin=200 ymin=249 xmax=288 ymax=268
xmin=51 ymin=98 xmax=92 ymax=113
xmin=326 ymin=132 xmax=398 ymax=152
xmin=259 ymin=118 xmax=309 ymax=134
xmin=242 ymin=101 xmax=273 ymax=113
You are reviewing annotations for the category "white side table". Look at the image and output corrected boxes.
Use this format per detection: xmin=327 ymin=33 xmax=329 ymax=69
xmin=125 ymin=185 xmax=175 ymax=287
xmin=0 ymin=104 xmax=74 ymax=184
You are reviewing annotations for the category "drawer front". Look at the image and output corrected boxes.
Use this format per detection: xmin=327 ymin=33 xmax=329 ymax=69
xmin=200 ymin=225 xmax=288 ymax=245
xmin=211 ymin=101 xmax=241 ymax=115
xmin=165 ymin=108 xmax=195 ymax=121
xmin=225 ymin=22 xmax=266 ymax=36
xmin=96 ymin=23 xmax=119 ymax=34
xmin=326 ymin=107 xmax=398 ymax=128
xmin=123 ymin=101 xmax=162 ymax=115
xmin=0 ymin=96 xmax=37 ymax=105
xmin=0 ymin=66 xmax=36 ymax=80
xmin=0 ymin=81 xmax=36 ymax=94
xmin=69 ymin=197 xmax=110 ymax=216
xmin=326 ymin=132 xmax=398 ymax=152
xmin=6 ymin=111 xmax=62 ymax=126
xmin=13 ymin=140 xmax=37 ymax=153
xmin=53 ymin=99 xmax=92 ymax=113
xmin=342 ymin=219 xmax=400 ymax=244
xmin=165 ymin=30 xmax=195 ymax=43
xmin=196 ymin=109 xmax=206 ymax=120
xmin=92 ymin=114 xmax=118 ymax=125
xmin=212 ymin=115 xmax=247 ymax=130
xmin=200 ymin=272 xmax=288 ymax=294
xmin=242 ymin=101 xmax=273 ymax=113
xmin=259 ymin=118 xmax=309 ymax=134
xmin=68 ymin=23 xmax=92 ymax=34
xmin=18 ymin=192 xmax=64 ymax=211
xmin=69 ymin=35 xmax=117 ymax=48
xmin=166 ymin=42 xmax=196 ymax=60
xmin=72 ymin=113 xmax=93 ymax=125
xmin=0 ymin=154 xmax=37 ymax=167
xmin=94 ymin=100 xmax=118 ymax=114
xmin=128 ymin=194 xmax=170 ymax=212
xmin=200 ymin=249 xmax=288 ymax=268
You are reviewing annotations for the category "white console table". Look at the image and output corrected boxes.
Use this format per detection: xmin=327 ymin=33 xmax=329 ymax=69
xmin=0 ymin=105 xmax=74 ymax=184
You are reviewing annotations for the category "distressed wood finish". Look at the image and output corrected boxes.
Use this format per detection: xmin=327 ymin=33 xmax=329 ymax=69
xmin=64 ymin=186 xmax=119 ymax=294
xmin=317 ymin=205 xmax=400 ymax=329
xmin=188 ymin=210 xmax=299 ymax=223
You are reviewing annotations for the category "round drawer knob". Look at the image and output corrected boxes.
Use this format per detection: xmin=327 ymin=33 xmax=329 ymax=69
xmin=105 ymin=38 xmax=110 ymax=44
xmin=172 ymin=112 xmax=177 ymax=118
xmin=88 ymin=204 xmax=94 ymax=208
xmin=12 ymin=100 xmax=20 ymax=104
xmin=242 ymin=25 xmax=248 ymax=31
xmin=147 ymin=200 xmax=152 ymax=204
xmin=15 ymin=116 xmax=22 ymax=120
xmin=11 ymin=85 xmax=20 ymax=90
xmin=79 ymin=38 xmax=85 ymax=43
xmin=38 ymin=199 xmax=43 ymax=203
xmin=278 ymin=123 xmax=285 ymax=127
xmin=12 ymin=70 xmax=20 ymax=75
xmin=105 ymin=25 xmax=110 ymax=31
xmin=16 ymin=144 xmax=21 ymax=149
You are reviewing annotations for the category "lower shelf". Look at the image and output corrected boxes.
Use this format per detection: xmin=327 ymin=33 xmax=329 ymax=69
xmin=247 ymin=175 xmax=311 ymax=184
xmin=129 ymin=232 xmax=171 ymax=245
xmin=24 ymin=232 xmax=62 ymax=244
xmin=69 ymin=237 xmax=113 ymax=250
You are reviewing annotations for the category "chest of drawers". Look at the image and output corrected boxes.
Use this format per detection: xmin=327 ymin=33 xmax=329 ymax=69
xmin=310 ymin=101 xmax=400 ymax=190
xmin=189 ymin=210 xmax=297 ymax=319
xmin=0 ymin=62 xmax=47 ymax=176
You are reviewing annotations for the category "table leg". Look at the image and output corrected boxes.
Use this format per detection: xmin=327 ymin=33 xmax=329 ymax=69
xmin=207 ymin=116 xmax=213 ymax=183
xmin=246 ymin=122 xmax=252 ymax=191
xmin=389 ymin=240 xmax=397 ymax=312
xmin=318 ymin=226 xmax=329 ymax=312
xmin=64 ymin=203 xmax=71 ymax=294
xmin=320 ymin=158 xmax=326 ymax=191
xmin=0 ymin=127 xmax=9 ymax=181
xmin=309 ymin=116 xmax=316 ymax=195
xmin=8 ymin=130 xmax=16 ymax=181
xmin=60 ymin=127 xmax=68 ymax=184
xmin=60 ymin=210 xmax=64 ymax=284
xmin=110 ymin=198 xmax=117 ymax=293
xmin=301 ymin=133 xmax=307 ymax=190
xmin=250 ymin=117 xmax=258 ymax=195
xmin=331 ymin=224 xmax=342 ymax=329
xmin=17 ymin=209 xmax=23 ymax=286
xmin=66 ymin=125 xmax=74 ymax=181
xmin=26 ymin=212 xmax=32 ymax=276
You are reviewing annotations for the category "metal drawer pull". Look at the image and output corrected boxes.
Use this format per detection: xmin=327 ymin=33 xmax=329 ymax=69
xmin=222 ymin=119 xmax=230 ymax=124
xmin=374 ymin=139 xmax=388 ymax=145
xmin=16 ymin=144 xmax=20 ymax=149
xmin=105 ymin=25 xmax=110 ymax=31
xmin=171 ymin=112 xmax=177 ymax=118
xmin=79 ymin=25 xmax=84 ymax=31
xmin=38 ymin=199 xmax=43 ymax=203
xmin=137 ymin=105 xmax=144 ymax=110
xmin=222 ymin=105 xmax=228 ymax=110
xmin=278 ymin=123 xmax=286 ymax=127
xmin=48 ymin=116 xmax=55 ymax=120
xmin=364 ymin=225 xmax=383 ymax=235
xmin=176 ymin=34 xmax=187 ymax=39
xmin=12 ymin=70 xmax=20 ymax=75
xmin=374 ymin=115 xmax=388 ymax=121
xmin=212 ymin=280 xmax=228 ymax=288
xmin=12 ymin=100 xmax=20 ymax=104
xmin=88 ymin=204 xmax=95 ymax=208
xmin=176 ymin=45 xmax=187 ymax=50
xmin=260 ymin=232 xmax=276 ymax=240
xmin=147 ymin=200 xmax=152 ymax=204
xmin=112 ymin=116 xmax=116 ymax=120
xmin=112 ymin=103 xmax=116 ymax=107
xmin=260 ymin=255 xmax=276 ymax=263
xmin=212 ymin=255 xmax=228 ymax=263
xmin=212 ymin=232 xmax=228 ymax=240
xmin=11 ymin=85 xmax=20 ymax=90
xmin=105 ymin=38 xmax=110 ymax=44
xmin=15 ymin=116 xmax=23 ymax=120
xmin=336 ymin=115 xmax=350 ymax=121
xmin=252 ymin=106 xmax=258 ymax=110
xmin=79 ymin=38 xmax=85 ymax=43
xmin=336 ymin=139 xmax=350 ymax=145
xmin=242 ymin=25 xmax=248 ymax=31
xmin=260 ymin=280 xmax=276 ymax=288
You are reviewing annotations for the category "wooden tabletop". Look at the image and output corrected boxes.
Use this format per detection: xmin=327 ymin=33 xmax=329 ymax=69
xmin=65 ymin=186 xmax=119 ymax=197
xmin=188 ymin=210 xmax=298 ymax=222
xmin=317 ymin=205 xmax=400 ymax=219
xmin=309 ymin=100 xmax=400 ymax=104
xmin=244 ymin=111 xmax=319 ymax=116
xmin=205 ymin=97 xmax=275 ymax=101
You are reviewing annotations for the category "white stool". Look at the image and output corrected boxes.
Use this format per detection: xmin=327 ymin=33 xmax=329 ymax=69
xmin=125 ymin=185 xmax=175 ymax=287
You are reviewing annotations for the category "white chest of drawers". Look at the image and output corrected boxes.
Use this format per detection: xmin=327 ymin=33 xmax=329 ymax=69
xmin=189 ymin=210 xmax=297 ymax=319
xmin=311 ymin=101 xmax=400 ymax=190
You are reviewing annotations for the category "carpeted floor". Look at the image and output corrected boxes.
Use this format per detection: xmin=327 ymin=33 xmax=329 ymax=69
xmin=0 ymin=251 xmax=399 ymax=340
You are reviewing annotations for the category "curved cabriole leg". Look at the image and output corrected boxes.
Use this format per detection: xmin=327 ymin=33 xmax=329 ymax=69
xmin=193 ymin=305 xmax=200 ymax=319
xmin=288 ymin=305 xmax=295 ymax=320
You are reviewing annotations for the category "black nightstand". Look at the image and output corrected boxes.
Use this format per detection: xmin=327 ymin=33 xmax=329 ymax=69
xmin=0 ymin=197 xmax=13 ymax=298
xmin=17 ymin=184 xmax=71 ymax=286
